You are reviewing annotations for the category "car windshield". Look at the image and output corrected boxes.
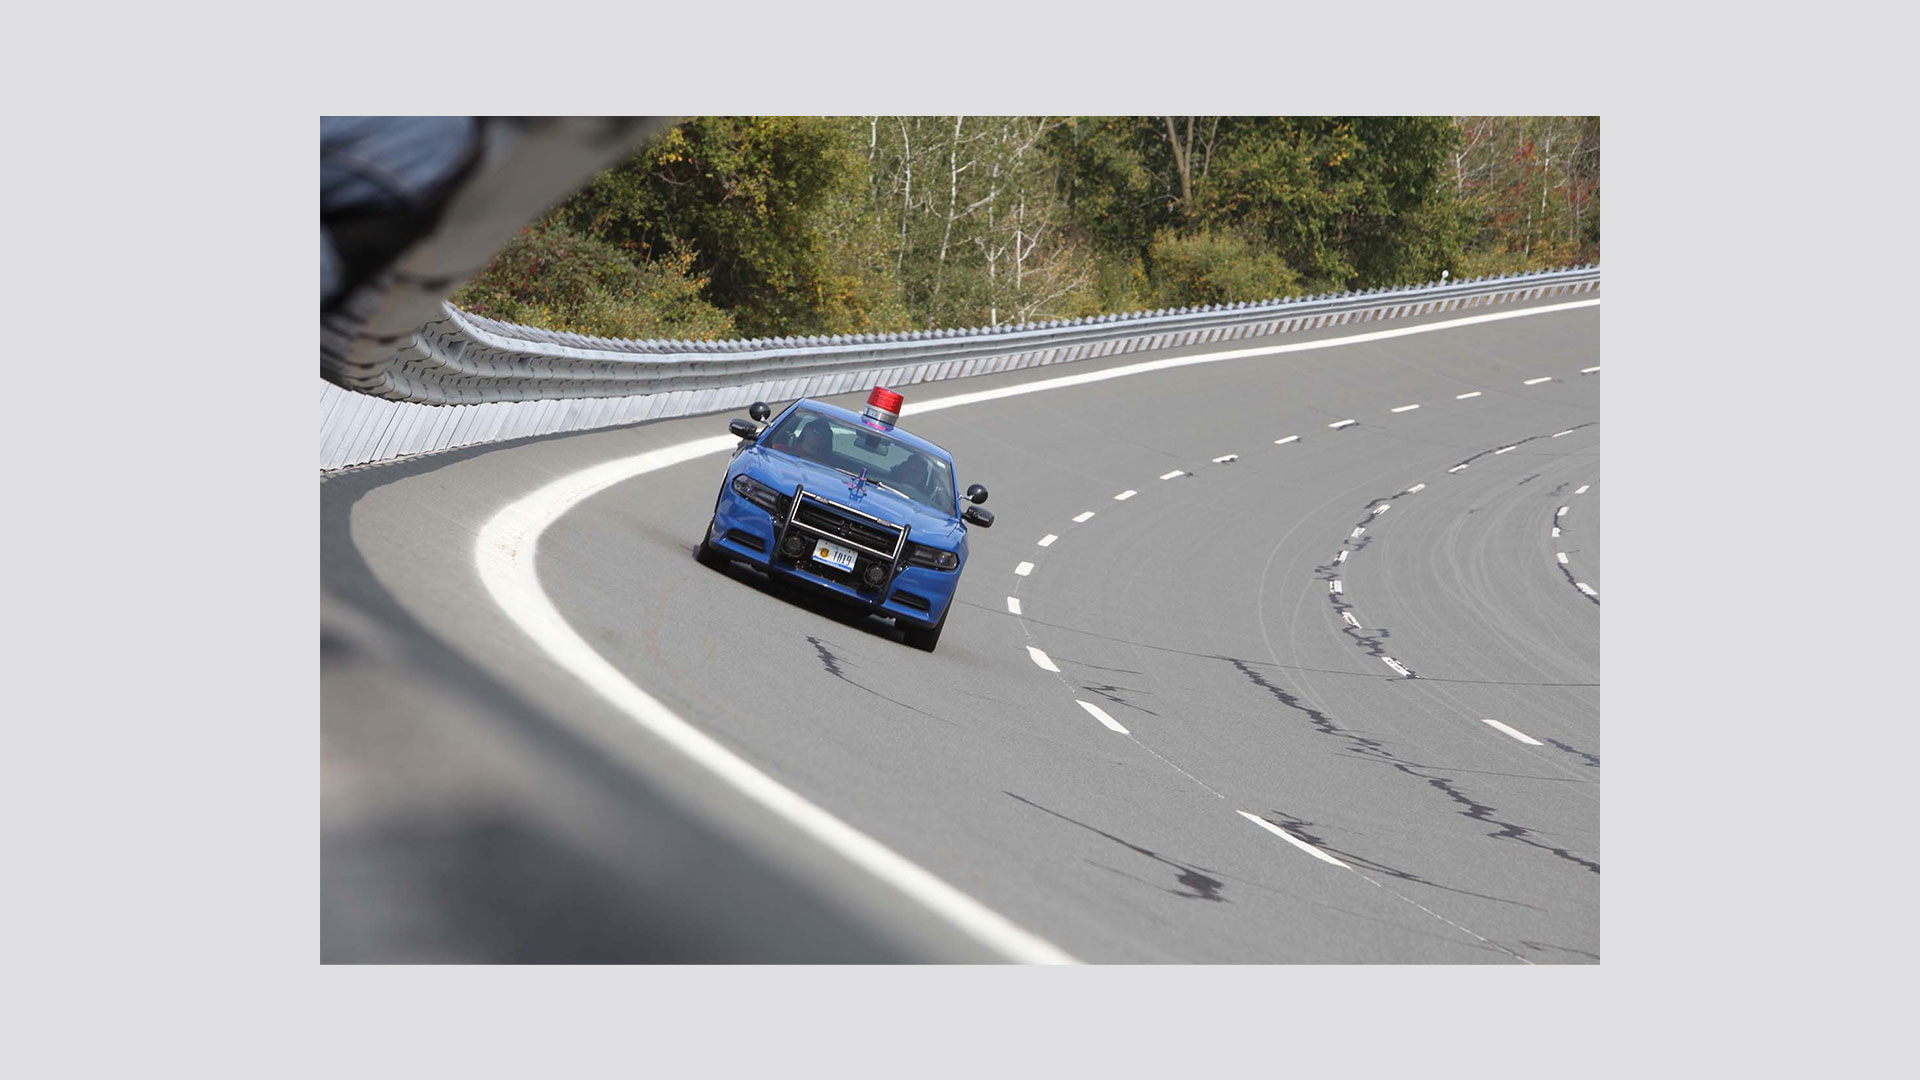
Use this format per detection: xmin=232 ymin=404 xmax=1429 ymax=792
xmin=762 ymin=407 xmax=956 ymax=513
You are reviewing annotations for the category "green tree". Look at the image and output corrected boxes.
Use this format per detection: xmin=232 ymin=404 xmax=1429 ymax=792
xmin=451 ymin=220 xmax=735 ymax=340
xmin=562 ymin=116 xmax=897 ymax=337
xmin=1146 ymin=228 xmax=1300 ymax=306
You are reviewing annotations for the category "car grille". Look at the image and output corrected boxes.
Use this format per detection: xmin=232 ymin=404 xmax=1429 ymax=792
xmin=791 ymin=494 xmax=904 ymax=559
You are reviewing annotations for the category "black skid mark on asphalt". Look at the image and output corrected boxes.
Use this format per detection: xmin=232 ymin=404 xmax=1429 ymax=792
xmin=803 ymin=636 xmax=957 ymax=727
xmin=1254 ymin=808 xmax=1540 ymax=910
xmin=1519 ymin=940 xmax=1601 ymax=961
xmin=1221 ymin=659 xmax=1600 ymax=876
xmin=1548 ymin=481 xmax=1570 ymax=497
xmin=1516 ymin=473 xmax=1541 ymax=486
xmin=1079 ymin=682 xmax=1161 ymax=717
xmin=1006 ymin=792 xmax=1227 ymax=902
xmin=1544 ymin=738 xmax=1600 ymax=768
xmin=1318 ymin=497 xmax=1417 ymax=678
xmin=1444 ymin=423 xmax=1596 ymax=473
xmin=1553 ymin=506 xmax=1600 ymax=606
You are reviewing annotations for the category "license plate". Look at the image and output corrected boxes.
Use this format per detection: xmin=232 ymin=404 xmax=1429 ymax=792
xmin=810 ymin=538 xmax=858 ymax=572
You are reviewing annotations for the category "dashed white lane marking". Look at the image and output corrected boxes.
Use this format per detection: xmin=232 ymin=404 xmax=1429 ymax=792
xmin=1481 ymin=718 xmax=1544 ymax=745
xmin=1330 ymin=580 xmax=1343 ymax=594
xmin=1015 ymin=561 xmax=1035 ymax=576
xmin=1391 ymin=404 xmax=1420 ymax=413
xmin=1448 ymin=464 xmax=1469 ymax=473
xmin=1557 ymin=506 xmax=1569 ymax=517
xmin=1342 ymin=611 xmax=1361 ymax=628
xmin=1382 ymin=657 xmax=1412 ymax=677
xmin=1114 ymin=490 xmax=1137 ymax=501
xmin=1552 ymin=526 xmax=1561 ymax=537
xmin=1407 ymin=484 xmax=1425 ymax=493
xmin=1582 ymin=365 xmax=1601 ymax=373
xmin=1577 ymin=582 xmax=1599 ymax=597
xmin=1077 ymin=699 xmax=1129 ymax=734
xmin=1328 ymin=419 xmax=1358 ymax=430
xmin=1494 ymin=445 xmax=1517 ymax=454
xmin=1238 ymin=811 xmax=1350 ymax=868
xmin=1072 ymin=511 xmax=1095 ymax=523
xmin=1371 ymin=504 xmax=1391 ymax=515
xmin=1027 ymin=646 xmax=1061 ymax=673
xmin=1456 ymin=391 xmax=1482 ymax=399
xmin=1274 ymin=435 xmax=1300 ymax=445
xmin=1334 ymin=550 xmax=1347 ymax=563
xmin=1006 ymin=596 xmax=1022 ymax=614
xmin=1037 ymin=534 xmax=1057 ymax=547
xmin=1159 ymin=470 xmax=1186 ymax=480
xmin=1575 ymin=484 xmax=1590 ymax=495
xmin=1551 ymin=429 xmax=1574 ymax=438
xmin=1212 ymin=454 xmax=1239 ymax=464
xmin=1351 ymin=527 xmax=1366 ymax=538
xmin=1524 ymin=376 xmax=1553 ymax=385
xmin=1557 ymin=552 xmax=1569 ymax=564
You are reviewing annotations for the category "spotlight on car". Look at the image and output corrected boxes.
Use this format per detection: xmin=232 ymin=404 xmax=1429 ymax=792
xmin=781 ymin=533 xmax=809 ymax=558
xmin=863 ymin=563 xmax=887 ymax=588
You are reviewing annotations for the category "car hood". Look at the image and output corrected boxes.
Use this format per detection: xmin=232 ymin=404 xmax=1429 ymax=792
xmin=738 ymin=447 xmax=964 ymax=545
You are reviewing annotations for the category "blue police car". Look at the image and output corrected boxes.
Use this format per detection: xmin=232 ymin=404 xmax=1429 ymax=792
xmin=696 ymin=387 xmax=994 ymax=651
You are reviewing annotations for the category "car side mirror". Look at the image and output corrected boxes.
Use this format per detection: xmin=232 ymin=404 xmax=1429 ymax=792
xmin=962 ymin=506 xmax=994 ymax=528
xmin=749 ymin=401 xmax=771 ymax=422
xmin=966 ymin=484 xmax=989 ymax=505
xmin=729 ymin=419 xmax=759 ymax=440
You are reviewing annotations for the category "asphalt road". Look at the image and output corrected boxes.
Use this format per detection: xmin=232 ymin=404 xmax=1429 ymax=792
xmin=322 ymin=295 xmax=1600 ymax=963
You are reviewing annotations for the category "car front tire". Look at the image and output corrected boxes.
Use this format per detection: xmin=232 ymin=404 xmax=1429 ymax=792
xmin=901 ymin=606 xmax=946 ymax=652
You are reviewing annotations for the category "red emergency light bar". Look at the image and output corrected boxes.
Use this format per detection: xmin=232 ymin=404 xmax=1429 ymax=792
xmin=862 ymin=386 xmax=903 ymax=429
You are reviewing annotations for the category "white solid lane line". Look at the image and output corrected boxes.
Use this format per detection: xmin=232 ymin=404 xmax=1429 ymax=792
xmin=1073 ymin=511 xmax=1095 ymax=523
xmin=1575 ymin=484 xmax=1590 ymax=495
xmin=1114 ymin=490 xmax=1137 ymax=501
xmin=473 ymin=436 xmax=1078 ymax=964
xmin=1557 ymin=552 xmax=1569 ymax=564
xmin=1006 ymin=597 xmax=1022 ymax=615
xmin=1212 ymin=454 xmax=1238 ymax=463
xmin=1525 ymin=377 xmax=1553 ymax=385
xmin=1274 ymin=435 xmax=1300 ymax=445
xmin=1028 ymin=646 xmax=1061 ymax=673
xmin=1391 ymin=404 xmax=1420 ymax=413
xmin=1037 ymin=534 xmax=1057 ymax=547
xmin=1329 ymin=419 xmax=1357 ymax=429
xmin=1481 ymin=718 xmax=1544 ymax=746
xmin=1159 ymin=470 xmax=1185 ymax=480
xmin=1077 ymin=700 xmax=1130 ymax=734
xmin=1456 ymin=391 xmax=1482 ymax=399
xmin=1238 ymin=811 xmax=1350 ymax=868
xmin=1015 ymin=561 xmax=1035 ymax=576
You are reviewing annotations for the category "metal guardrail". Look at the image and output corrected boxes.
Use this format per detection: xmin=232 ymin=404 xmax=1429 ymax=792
xmin=320 ymin=264 xmax=1598 ymax=471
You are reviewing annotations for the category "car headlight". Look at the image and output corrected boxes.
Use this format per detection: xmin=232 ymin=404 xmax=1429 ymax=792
xmin=906 ymin=544 xmax=959 ymax=571
xmin=731 ymin=474 xmax=788 ymax=513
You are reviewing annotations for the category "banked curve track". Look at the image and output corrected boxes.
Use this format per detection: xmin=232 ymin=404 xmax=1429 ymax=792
xmin=322 ymin=293 xmax=1599 ymax=963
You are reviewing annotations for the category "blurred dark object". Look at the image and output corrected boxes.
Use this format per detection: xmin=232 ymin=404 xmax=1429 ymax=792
xmin=320 ymin=117 xmax=674 ymax=394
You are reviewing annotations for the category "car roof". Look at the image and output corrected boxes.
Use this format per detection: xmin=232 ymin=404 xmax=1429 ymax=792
xmin=788 ymin=398 xmax=954 ymax=462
